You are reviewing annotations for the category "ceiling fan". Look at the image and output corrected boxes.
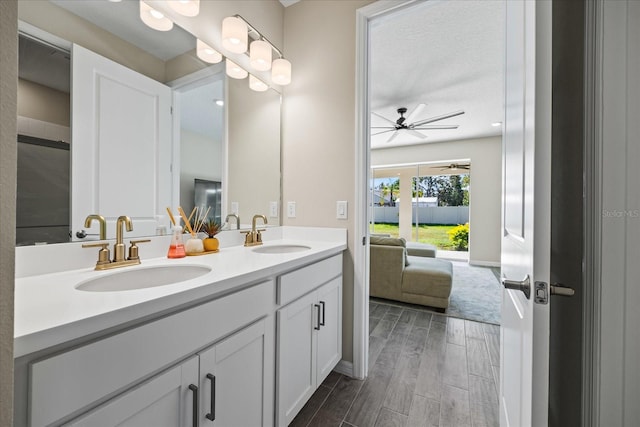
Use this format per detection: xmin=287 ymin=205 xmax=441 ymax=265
xmin=439 ymin=163 xmax=471 ymax=171
xmin=371 ymin=103 xmax=464 ymax=143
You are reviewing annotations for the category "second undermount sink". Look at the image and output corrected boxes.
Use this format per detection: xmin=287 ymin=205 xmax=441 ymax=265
xmin=76 ymin=264 xmax=212 ymax=292
xmin=252 ymin=244 xmax=312 ymax=254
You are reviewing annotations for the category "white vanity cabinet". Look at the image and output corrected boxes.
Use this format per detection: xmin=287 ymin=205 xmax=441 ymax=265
xmin=68 ymin=317 xmax=274 ymax=427
xmin=276 ymin=255 xmax=343 ymax=427
xmin=26 ymin=280 xmax=275 ymax=427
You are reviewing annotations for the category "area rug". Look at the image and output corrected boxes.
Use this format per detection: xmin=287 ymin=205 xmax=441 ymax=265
xmin=446 ymin=261 xmax=501 ymax=324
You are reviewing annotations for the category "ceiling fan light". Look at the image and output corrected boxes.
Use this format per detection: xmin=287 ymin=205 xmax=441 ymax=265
xmin=226 ymin=59 xmax=248 ymax=79
xmin=140 ymin=1 xmax=174 ymax=31
xmin=271 ymin=58 xmax=291 ymax=85
xmin=167 ymin=0 xmax=200 ymax=17
xmin=197 ymin=39 xmax=222 ymax=64
xmin=249 ymin=74 xmax=269 ymax=92
xmin=250 ymin=40 xmax=272 ymax=71
xmin=222 ymin=17 xmax=248 ymax=53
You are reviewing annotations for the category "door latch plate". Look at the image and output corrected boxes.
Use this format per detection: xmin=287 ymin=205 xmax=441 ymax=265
xmin=534 ymin=281 xmax=548 ymax=304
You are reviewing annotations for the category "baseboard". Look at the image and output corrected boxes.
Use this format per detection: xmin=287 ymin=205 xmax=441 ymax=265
xmin=469 ymin=260 xmax=501 ymax=267
xmin=333 ymin=360 xmax=354 ymax=377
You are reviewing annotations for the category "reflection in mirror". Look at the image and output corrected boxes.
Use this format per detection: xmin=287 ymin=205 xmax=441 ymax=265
xmin=16 ymin=0 xmax=282 ymax=245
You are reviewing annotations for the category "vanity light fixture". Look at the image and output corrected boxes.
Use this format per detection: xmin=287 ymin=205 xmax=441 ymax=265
xmin=223 ymin=14 xmax=292 ymax=85
xmin=249 ymin=74 xmax=269 ymax=92
xmin=250 ymin=40 xmax=272 ymax=71
xmin=140 ymin=1 xmax=174 ymax=32
xmin=226 ymin=59 xmax=248 ymax=79
xmin=197 ymin=39 xmax=222 ymax=64
xmin=222 ymin=16 xmax=248 ymax=53
xmin=272 ymin=58 xmax=292 ymax=86
xmin=167 ymin=0 xmax=200 ymax=17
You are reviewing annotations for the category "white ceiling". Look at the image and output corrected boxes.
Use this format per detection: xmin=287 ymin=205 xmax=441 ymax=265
xmin=370 ymin=0 xmax=505 ymax=149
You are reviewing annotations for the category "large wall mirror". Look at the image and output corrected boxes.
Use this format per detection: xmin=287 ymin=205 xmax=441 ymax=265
xmin=16 ymin=0 xmax=282 ymax=245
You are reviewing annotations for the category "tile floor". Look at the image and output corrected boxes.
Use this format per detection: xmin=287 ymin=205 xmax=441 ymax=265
xmin=290 ymin=301 xmax=500 ymax=427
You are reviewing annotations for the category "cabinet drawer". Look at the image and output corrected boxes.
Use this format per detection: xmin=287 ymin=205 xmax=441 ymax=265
xmin=277 ymin=254 xmax=342 ymax=306
xmin=29 ymin=280 xmax=274 ymax=427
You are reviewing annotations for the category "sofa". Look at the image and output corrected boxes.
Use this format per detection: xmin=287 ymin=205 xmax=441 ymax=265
xmin=369 ymin=235 xmax=453 ymax=310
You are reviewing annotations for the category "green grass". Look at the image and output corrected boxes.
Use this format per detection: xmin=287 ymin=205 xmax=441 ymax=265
xmin=371 ymin=223 xmax=466 ymax=251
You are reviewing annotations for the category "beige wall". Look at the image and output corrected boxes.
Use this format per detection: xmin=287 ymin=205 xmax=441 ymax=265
xmin=17 ymin=78 xmax=70 ymax=126
xmin=0 ymin=1 xmax=17 ymax=424
xmin=372 ymin=136 xmax=502 ymax=265
xmin=283 ymin=0 xmax=373 ymax=363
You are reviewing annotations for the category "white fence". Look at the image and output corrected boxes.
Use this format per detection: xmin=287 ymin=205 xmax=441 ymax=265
xmin=372 ymin=206 xmax=469 ymax=225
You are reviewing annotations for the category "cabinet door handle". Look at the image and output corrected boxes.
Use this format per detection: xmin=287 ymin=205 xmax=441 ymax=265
xmin=319 ymin=301 xmax=326 ymax=326
xmin=314 ymin=304 xmax=321 ymax=330
xmin=205 ymin=373 xmax=216 ymax=421
xmin=189 ymin=384 xmax=199 ymax=427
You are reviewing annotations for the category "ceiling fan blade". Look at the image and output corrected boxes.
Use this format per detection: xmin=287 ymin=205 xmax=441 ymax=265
xmin=407 ymin=129 xmax=427 ymax=140
xmin=372 ymin=129 xmax=396 ymax=136
xmin=412 ymin=110 xmax=465 ymax=126
xmin=405 ymin=103 xmax=426 ymax=124
xmin=412 ymin=125 xmax=459 ymax=130
xmin=371 ymin=111 xmax=397 ymax=126
xmin=386 ymin=130 xmax=400 ymax=143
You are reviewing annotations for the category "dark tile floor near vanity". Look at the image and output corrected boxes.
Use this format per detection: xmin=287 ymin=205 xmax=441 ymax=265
xmin=290 ymin=300 xmax=500 ymax=427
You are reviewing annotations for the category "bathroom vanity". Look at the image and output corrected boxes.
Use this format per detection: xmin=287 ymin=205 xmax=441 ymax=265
xmin=13 ymin=227 xmax=346 ymax=427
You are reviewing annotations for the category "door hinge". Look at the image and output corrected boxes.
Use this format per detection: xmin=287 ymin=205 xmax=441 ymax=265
xmin=362 ymin=236 xmax=366 ymax=246
xmin=170 ymin=106 xmax=173 ymax=115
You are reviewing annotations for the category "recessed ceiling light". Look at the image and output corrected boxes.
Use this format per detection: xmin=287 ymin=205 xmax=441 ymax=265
xmin=215 ymin=99 xmax=224 ymax=107
xmin=491 ymin=122 xmax=502 ymax=127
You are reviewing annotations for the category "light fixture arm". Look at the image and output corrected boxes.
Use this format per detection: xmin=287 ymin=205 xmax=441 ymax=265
xmin=233 ymin=14 xmax=285 ymax=59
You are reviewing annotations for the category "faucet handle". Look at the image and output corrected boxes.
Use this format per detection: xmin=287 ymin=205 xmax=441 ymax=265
xmin=128 ymin=239 xmax=151 ymax=261
xmin=82 ymin=242 xmax=111 ymax=267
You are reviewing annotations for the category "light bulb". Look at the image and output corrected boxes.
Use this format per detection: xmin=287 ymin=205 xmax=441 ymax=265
xmin=140 ymin=1 xmax=174 ymax=32
xmin=222 ymin=17 xmax=248 ymax=53
xmin=197 ymin=39 xmax=222 ymax=64
xmin=249 ymin=75 xmax=269 ymax=92
xmin=271 ymin=58 xmax=292 ymax=85
xmin=167 ymin=0 xmax=200 ymax=17
xmin=250 ymin=40 xmax=272 ymax=71
xmin=226 ymin=59 xmax=248 ymax=79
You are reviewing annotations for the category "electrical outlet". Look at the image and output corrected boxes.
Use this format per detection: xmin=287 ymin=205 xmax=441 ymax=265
xmin=269 ymin=201 xmax=278 ymax=218
xmin=231 ymin=202 xmax=239 ymax=215
xmin=287 ymin=201 xmax=296 ymax=218
xmin=336 ymin=201 xmax=348 ymax=219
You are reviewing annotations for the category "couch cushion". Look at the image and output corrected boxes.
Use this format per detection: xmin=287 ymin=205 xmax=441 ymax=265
xmin=402 ymin=257 xmax=453 ymax=298
xmin=406 ymin=242 xmax=437 ymax=258
xmin=370 ymin=235 xmax=406 ymax=247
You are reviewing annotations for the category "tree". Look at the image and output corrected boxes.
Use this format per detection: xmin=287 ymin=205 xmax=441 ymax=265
xmin=413 ymin=174 xmax=470 ymax=206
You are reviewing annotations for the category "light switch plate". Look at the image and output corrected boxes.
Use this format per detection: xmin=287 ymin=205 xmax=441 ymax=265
xmin=336 ymin=201 xmax=348 ymax=219
xmin=269 ymin=201 xmax=278 ymax=218
xmin=231 ymin=202 xmax=239 ymax=215
xmin=287 ymin=201 xmax=296 ymax=218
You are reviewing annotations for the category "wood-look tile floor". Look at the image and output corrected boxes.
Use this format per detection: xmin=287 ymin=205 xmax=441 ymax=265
xmin=290 ymin=301 xmax=500 ymax=427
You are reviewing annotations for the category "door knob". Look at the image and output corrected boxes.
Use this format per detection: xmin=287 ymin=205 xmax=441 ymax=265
xmin=501 ymin=275 xmax=531 ymax=299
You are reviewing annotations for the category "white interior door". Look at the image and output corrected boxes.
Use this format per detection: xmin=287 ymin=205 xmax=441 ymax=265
xmin=500 ymin=1 xmax=552 ymax=426
xmin=71 ymin=44 xmax=172 ymax=241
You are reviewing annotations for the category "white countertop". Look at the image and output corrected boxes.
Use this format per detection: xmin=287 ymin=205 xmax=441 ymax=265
xmin=14 ymin=227 xmax=347 ymax=358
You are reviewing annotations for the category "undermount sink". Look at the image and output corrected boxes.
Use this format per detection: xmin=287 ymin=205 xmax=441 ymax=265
xmin=76 ymin=265 xmax=212 ymax=292
xmin=252 ymin=244 xmax=312 ymax=254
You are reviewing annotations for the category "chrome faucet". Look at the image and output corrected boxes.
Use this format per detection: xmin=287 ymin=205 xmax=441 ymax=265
xmin=84 ymin=214 xmax=107 ymax=240
xmin=225 ymin=213 xmax=240 ymax=230
xmin=242 ymin=214 xmax=267 ymax=246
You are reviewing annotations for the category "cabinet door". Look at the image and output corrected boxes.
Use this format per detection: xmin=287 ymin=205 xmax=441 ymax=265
xmin=199 ymin=318 xmax=273 ymax=427
xmin=316 ymin=277 xmax=342 ymax=384
xmin=68 ymin=356 xmax=199 ymax=427
xmin=276 ymin=291 xmax=318 ymax=426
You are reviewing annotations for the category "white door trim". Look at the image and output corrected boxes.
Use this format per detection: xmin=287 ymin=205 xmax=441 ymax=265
xmin=353 ymin=0 xmax=422 ymax=380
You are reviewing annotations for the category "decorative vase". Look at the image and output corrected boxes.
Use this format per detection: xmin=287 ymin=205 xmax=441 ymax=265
xmin=184 ymin=235 xmax=204 ymax=254
xmin=203 ymin=237 xmax=219 ymax=251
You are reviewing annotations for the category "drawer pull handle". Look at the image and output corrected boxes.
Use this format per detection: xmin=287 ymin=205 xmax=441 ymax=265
xmin=206 ymin=374 xmax=216 ymax=421
xmin=189 ymin=384 xmax=199 ymax=427
xmin=319 ymin=301 xmax=326 ymax=326
xmin=314 ymin=304 xmax=321 ymax=330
